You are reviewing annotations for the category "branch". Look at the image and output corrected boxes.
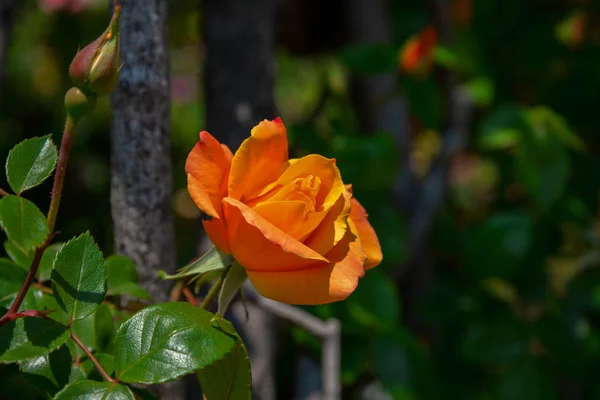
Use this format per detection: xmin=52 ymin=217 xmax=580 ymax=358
xmin=0 ymin=188 xmax=8 ymax=197
xmin=71 ymin=331 xmax=115 ymax=383
xmin=244 ymin=284 xmax=342 ymax=400
xmin=199 ymin=273 xmax=225 ymax=310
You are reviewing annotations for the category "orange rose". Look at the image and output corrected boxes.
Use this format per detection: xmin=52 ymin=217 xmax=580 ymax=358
xmin=399 ymin=26 xmax=437 ymax=76
xmin=186 ymin=118 xmax=382 ymax=305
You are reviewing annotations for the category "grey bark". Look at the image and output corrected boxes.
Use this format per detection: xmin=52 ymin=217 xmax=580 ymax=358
xmin=0 ymin=0 xmax=16 ymax=107
xmin=202 ymin=0 xmax=278 ymax=151
xmin=110 ymin=1 xmax=183 ymax=399
xmin=201 ymin=0 xmax=279 ymax=399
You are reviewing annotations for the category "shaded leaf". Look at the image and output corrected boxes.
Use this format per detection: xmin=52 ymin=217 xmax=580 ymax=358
xmin=0 ymin=317 xmax=69 ymax=363
xmin=341 ymin=43 xmax=397 ymax=75
xmin=461 ymin=315 xmax=528 ymax=364
xmin=51 ymin=233 xmax=107 ymax=323
xmin=159 ymin=246 xmax=233 ymax=282
xmin=5 ymin=135 xmax=58 ymax=194
xmin=93 ymin=303 xmax=115 ymax=353
xmin=477 ymin=104 xmax=524 ymax=150
xmin=496 ymin=356 xmax=557 ymax=400
xmin=5 ymin=241 xmax=65 ymax=282
xmin=114 ymin=302 xmax=236 ymax=384
xmin=0 ymin=195 xmax=49 ymax=252
xmin=218 ymin=262 xmax=247 ymax=315
xmin=105 ymin=255 xmax=151 ymax=301
xmin=54 ymin=380 xmax=135 ymax=400
xmin=464 ymin=212 xmax=533 ymax=280
xmin=197 ymin=313 xmax=252 ymax=400
xmin=346 ymin=269 xmax=400 ymax=332
xmin=19 ymin=345 xmax=71 ymax=398
xmin=81 ymin=353 xmax=114 ymax=381
xmin=0 ymin=258 xmax=27 ymax=307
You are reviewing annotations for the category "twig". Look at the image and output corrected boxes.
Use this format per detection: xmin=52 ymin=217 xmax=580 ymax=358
xmin=0 ymin=236 xmax=52 ymax=323
xmin=244 ymin=284 xmax=341 ymax=400
xmin=199 ymin=273 xmax=225 ymax=310
xmin=71 ymin=331 xmax=116 ymax=383
xmin=0 ymin=188 xmax=8 ymax=197
xmin=182 ymin=286 xmax=198 ymax=306
xmin=47 ymin=115 xmax=76 ymax=233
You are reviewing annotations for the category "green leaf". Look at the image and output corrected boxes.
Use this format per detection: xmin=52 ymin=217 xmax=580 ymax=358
xmin=464 ymin=77 xmax=495 ymax=106
xmin=4 ymin=240 xmax=32 ymax=270
xmin=93 ymin=303 xmax=115 ymax=353
xmin=5 ymin=241 xmax=65 ymax=282
xmin=159 ymin=246 xmax=234 ymax=282
xmin=69 ymin=364 xmax=87 ymax=383
xmin=330 ymin=133 xmax=401 ymax=191
xmin=373 ymin=335 xmax=411 ymax=395
xmin=0 ymin=317 xmax=69 ymax=363
xmin=218 ymin=262 xmax=247 ymax=315
xmin=341 ymin=43 xmax=397 ymax=75
xmin=0 ymin=363 xmax=46 ymax=399
xmin=0 ymin=258 xmax=27 ymax=307
xmin=346 ymin=269 xmax=400 ymax=332
xmin=81 ymin=353 xmax=114 ymax=381
xmin=5 ymin=135 xmax=58 ymax=194
xmin=517 ymin=108 xmax=570 ymax=212
xmin=19 ymin=345 xmax=71 ymax=398
xmin=105 ymin=255 xmax=151 ymax=300
xmin=54 ymin=380 xmax=135 ymax=400
xmin=51 ymin=233 xmax=107 ymax=324
xmin=461 ymin=315 xmax=528 ymax=364
xmin=114 ymin=302 xmax=237 ymax=384
xmin=196 ymin=313 xmax=252 ymax=400
xmin=37 ymin=243 xmax=63 ymax=282
xmin=496 ymin=357 xmax=557 ymax=400
xmin=528 ymin=106 xmax=585 ymax=151
xmin=0 ymin=195 xmax=49 ymax=252
xmin=477 ymin=104 xmax=524 ymax=150
xmin=402 ymin=77 xmax=444 ymax=130
xmin=464 ymin=212 xmax=534 ymax=280
xmin=71 ymin=313 xmax=96 ymax=358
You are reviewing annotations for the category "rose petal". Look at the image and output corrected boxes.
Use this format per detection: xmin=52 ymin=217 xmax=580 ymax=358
xmin=256 ymin=154 xmax=343 ymax=210
xmin=222 ymin=197 xmax=327 ymax=272
xmin=247 ymin=229 xmax=366 ymax=305
xmin=228 ymin=118 xmax=289 ymax=201
xmin=349 ymin=198 xmax=383 ymax=269
xmin=186 ymin=131 xmax=232 ymax=218
xmin=202 ymin=218 xmax=231 ymax=254
xmin=303 ymin=188 xmax=352 ymax=255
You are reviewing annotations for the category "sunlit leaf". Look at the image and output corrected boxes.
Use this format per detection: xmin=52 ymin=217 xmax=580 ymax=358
xmin=5 ymin=135 xmax=58 ymax=194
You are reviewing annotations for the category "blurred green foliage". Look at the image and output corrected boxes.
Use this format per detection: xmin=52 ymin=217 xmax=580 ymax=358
xmin=3 ymin=0 xmax=600 ymax=399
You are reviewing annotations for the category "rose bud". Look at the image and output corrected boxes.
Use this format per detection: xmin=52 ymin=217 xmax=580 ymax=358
xmin=68 ymin=1 xmax=121 ymax=95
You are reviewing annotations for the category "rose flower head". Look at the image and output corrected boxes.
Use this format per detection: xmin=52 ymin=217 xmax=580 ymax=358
xmin=186 ymin=118 xmax=382 ymax=305
xmin=399 ymin=25 xmax=437 ymax=76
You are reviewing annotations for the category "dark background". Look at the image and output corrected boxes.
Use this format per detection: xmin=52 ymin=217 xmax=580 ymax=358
xmin=2 ymin=0 xmax=600 ymax=398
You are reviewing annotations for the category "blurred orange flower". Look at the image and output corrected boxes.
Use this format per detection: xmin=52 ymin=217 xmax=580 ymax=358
xmin=399 ymin=26 xmax=437 ymax=76
xmin=186 ymin=118 xmax=382 ymax=305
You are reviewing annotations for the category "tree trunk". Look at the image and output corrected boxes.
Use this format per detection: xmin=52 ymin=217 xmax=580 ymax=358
xmin=110 ymin=1 xmax=183 ymax=398
xmin=202 ymin=1 xmax=278 ymax=399
xmin=202 ymin=0 xmax=278 ymax=150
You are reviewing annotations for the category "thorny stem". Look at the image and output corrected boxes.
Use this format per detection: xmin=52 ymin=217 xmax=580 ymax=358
xmin=71 ymin=331 xmax=116 ymax=383
xmin=183 ymin=286 xmax=198 ymax=306
xmin=0 ymin=115 xmax=78 ymax=326
xmin=199 ymin=273 xmax=226 ymax=310
xmin=47 ymin=115 xmax=76 ymax=233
